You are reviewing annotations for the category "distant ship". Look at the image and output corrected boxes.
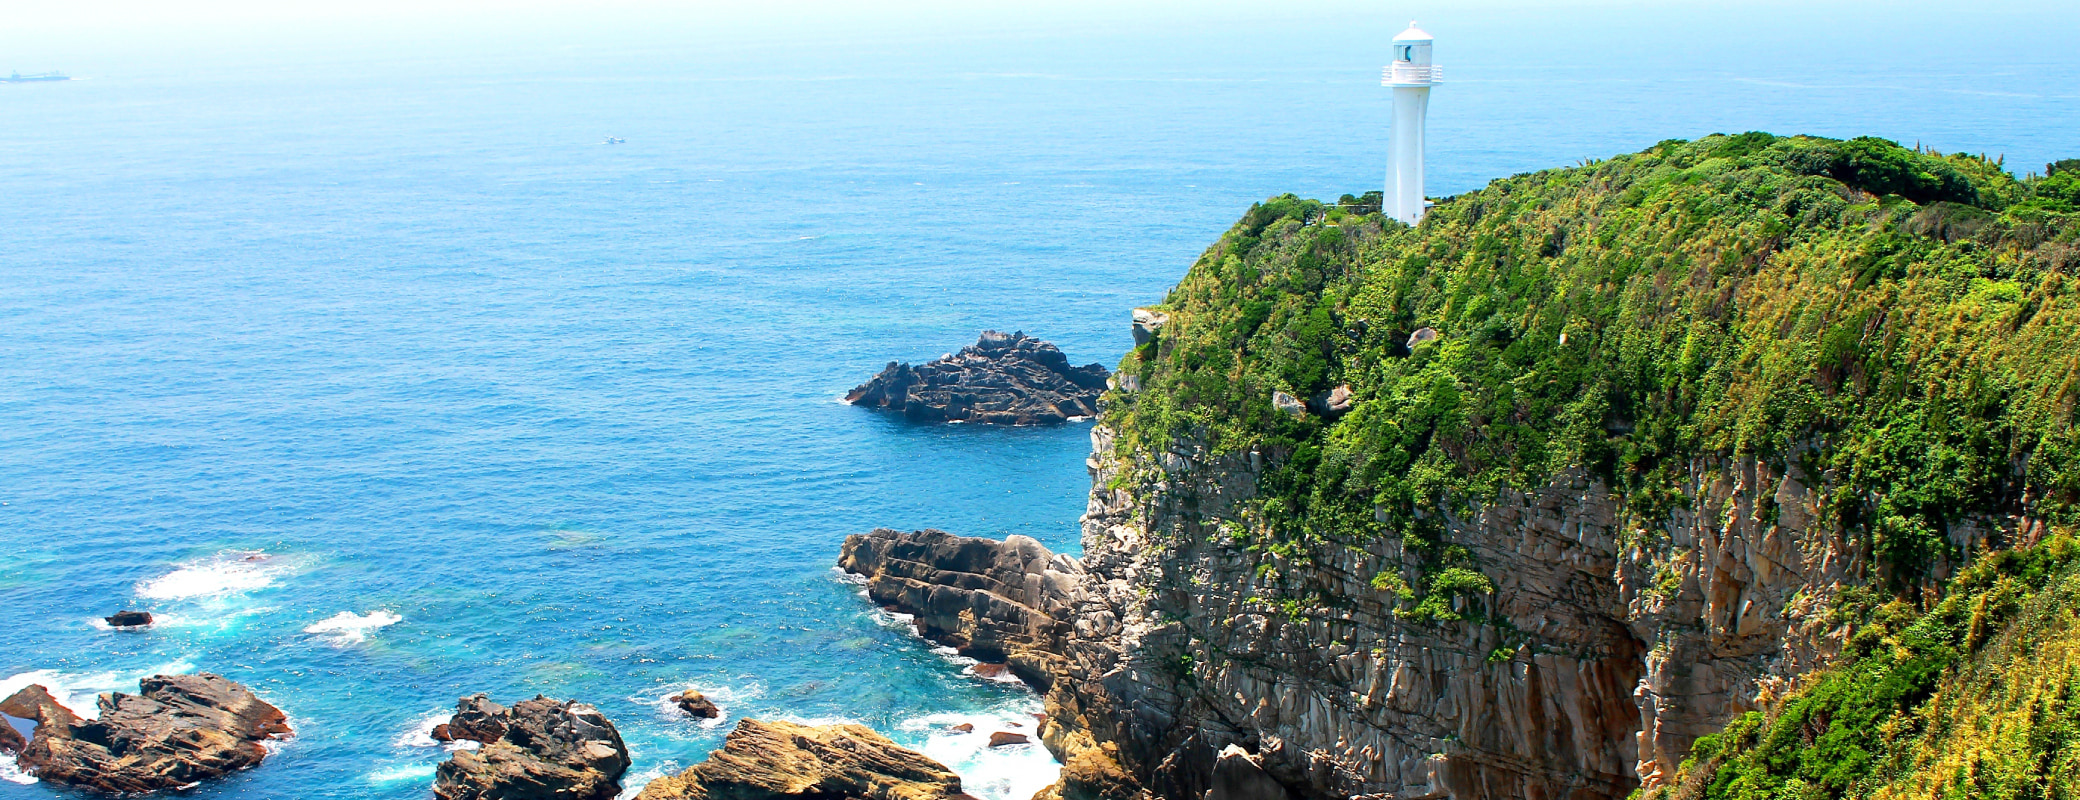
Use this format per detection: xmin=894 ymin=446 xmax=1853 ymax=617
xmin=603 ymin=137 xmax=626 ymax=145
xmin=4 ymin=71 xmax=69 ymax=83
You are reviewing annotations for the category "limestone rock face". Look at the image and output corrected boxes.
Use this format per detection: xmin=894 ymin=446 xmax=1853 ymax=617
xmin=433 ymin=695 xmax=630 ymax=800
xmin=844 ymin=331 xmax=1109 ymax=425
xmin=632 ymin=718 xmax=968 ymax=800
xmin=838 ymin=422 xmax=1976 ymax=800
xmin=6 ymin=673 xmax=291 ymax=794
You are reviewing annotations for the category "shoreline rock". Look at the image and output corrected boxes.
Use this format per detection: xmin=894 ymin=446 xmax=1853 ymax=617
xmin=837 ymin=528 xmax=1085 ymax=691
xmin=668 ymin=690 xmax=720 ymax=719
xmin=433 ymin=694 xmax=630 ymax=800
xmin=844 ymin=331 xmax=1108 ymax=425
xmin=4 ymin=673 xmax=290 ymax=794
xmin=103 ymin=610 xmax=153 ymax=628
xmin=633 ymin=718 xmax=970 ymax=800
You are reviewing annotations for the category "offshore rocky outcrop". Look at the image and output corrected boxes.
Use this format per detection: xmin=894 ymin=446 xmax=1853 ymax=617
xmin=433 ymin=695 xmax=631 ymax=800
xmin=846 ymin=136 xmax=2080 ymax=800
xmin=633 ymin=718 xmax=970 ymax=800
xmin=3 ymin=673 xmax=291 ymax=794
xmin=845 ymin=331 xmax=1109 ymax=425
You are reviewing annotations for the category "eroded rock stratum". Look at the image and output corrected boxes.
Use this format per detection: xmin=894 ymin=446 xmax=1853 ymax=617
xmin=840 ymin=424 xmax=2012 ymax=800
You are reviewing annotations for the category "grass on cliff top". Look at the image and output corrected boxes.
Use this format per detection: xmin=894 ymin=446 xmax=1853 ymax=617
xmin=1105 ymin=133 xmax=2080 ymax=590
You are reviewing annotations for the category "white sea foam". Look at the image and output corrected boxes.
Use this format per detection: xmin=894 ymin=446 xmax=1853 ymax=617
xmin=135 ymin=552 xmax=283 ymax=600
xmin=829 ymin=566 xmax=868 ymax=586
xmin=304 ymin=610 xmax=403 ymax=645
xmin=639 ymin=682 xmax=761 ymax=730
xmin=1 ymin=759 xmax=36 ymax=785
xmin=0 ymin=659 xmax=197 ymax=721
xmin=366 ymin=763 xmax=437 ymax=784
xmin=895 ymin=700 xmax=1059 ymax=800
xmin=963 ymin=664 xmax=1027 ymax=685
xmin=614 ymin=761 xmax=682 ymax=800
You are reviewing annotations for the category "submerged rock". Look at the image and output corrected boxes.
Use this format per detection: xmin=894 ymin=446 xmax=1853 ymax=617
xmin=433 ymin=695 xmax=630 ymax=800
xmin=668 ymin=690 xmax=720 ymax=719
xmin=5 ymin=673 xmax=290 ymax=794
xmin=844 ymin=331 xmax=1108 ymax=425
xmin=633 ymin=718 xmax=967 ymax=800
xmin=104 ymin=610 xmax=154 ymax=628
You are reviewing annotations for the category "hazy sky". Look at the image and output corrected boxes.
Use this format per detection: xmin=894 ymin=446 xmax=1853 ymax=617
xmin=9 ymin=0 xmax=2079 ymax=70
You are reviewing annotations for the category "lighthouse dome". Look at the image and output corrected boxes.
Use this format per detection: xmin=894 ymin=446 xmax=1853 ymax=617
xmin=1393 ymin=22 xmax=1433 ymax=42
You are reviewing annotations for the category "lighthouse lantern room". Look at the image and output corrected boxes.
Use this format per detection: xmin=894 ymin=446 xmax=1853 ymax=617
xmin=1383 ymin=21 xmax=1440 ymax=225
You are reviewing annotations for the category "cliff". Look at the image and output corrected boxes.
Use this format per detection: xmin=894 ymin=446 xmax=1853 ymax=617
xmin=847 ymin=134 xmax=2080 ymax=800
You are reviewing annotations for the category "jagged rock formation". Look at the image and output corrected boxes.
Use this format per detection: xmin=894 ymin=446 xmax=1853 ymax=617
xmin=632 ymin=718 xmax=969 ymax=800
xmin=844 ymin=331 xmax=1109 ymax=425
xmin=3 ymin=673 xmax=291 ymax=794
xmin=433 ymin=695 xmax=631 ymax=800
xmin=838 ymin=528 xmax=1085 ymax=689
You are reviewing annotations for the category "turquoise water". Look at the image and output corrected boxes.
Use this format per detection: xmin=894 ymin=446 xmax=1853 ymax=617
xmin=3 ymin=5 xmax=2076 ymax=798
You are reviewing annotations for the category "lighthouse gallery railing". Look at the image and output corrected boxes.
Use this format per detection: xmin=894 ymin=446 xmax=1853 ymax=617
xmin=1381 ymin=64 xmax=1442 ymax=85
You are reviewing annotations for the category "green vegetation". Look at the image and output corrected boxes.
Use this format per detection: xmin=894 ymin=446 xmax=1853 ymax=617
xmin=1106 ymin=133 xmax=2080 ymax=798
xmin=1109 ymin=133 xmax=2079 ymax=582
xmin=1668 ymin=534 xmax=2080 ymax=799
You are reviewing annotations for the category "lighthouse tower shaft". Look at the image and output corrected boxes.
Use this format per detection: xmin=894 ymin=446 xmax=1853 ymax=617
xmin=1383 ymin=23 xmax=1439 ymax=225
xmin=1389 ymin=86 xmax=1430 ymax=225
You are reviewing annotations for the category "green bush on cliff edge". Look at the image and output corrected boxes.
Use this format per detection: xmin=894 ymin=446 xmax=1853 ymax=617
xmin=1104 ymin=132 xmax=2080 ymax=797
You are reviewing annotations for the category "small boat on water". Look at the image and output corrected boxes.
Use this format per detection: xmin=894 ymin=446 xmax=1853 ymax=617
xmin=603 ymin=137 xmax=626 ymax=145
xmin=4 ymin=71 xmax=69 ymax=83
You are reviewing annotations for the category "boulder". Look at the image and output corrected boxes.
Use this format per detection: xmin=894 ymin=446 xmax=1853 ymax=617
xmin=1307 ymin=385 xmax=1354 ymax=418
xmin=432 ymin=723 xmax=456 ymax=743
xmin=844 ymin=331 xmax=1109 ymax=425
xmin=1271 ymin=391 xmax=1306 ymax=418
xmin=950 ymin=723 xmax=974 ymax=733
xmin=104 ymin=611 xmax=154 ymax=628
xmin=669 ymin=690 xmax=720 ymax=719
xmin=988 ymin=732 xmax=1030 ymax=748
xmin=1407 ymin=326 xmax=1438 ymax=347
xmin=6 ymin=673 xmax=290 ymax=794
xmin=433 ymin=695 xmax=630 ymax=800
xmin=633 ymin=718 xmax=968 ymax=800
xmin=970 ymin=663 xmax=1009 ymax=679
xmin=446 ymin=693 xmax=510 ymax=744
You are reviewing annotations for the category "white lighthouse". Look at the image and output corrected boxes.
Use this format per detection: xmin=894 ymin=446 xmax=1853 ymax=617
xmin=1383 ymin=22 xmax=1440 ymax=225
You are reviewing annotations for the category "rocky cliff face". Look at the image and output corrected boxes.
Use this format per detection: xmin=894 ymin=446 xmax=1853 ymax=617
xmin=844 ymin=428 xmax=2022 ymax=800
xmin=845 ymin=331 xmax=1109 ymax=425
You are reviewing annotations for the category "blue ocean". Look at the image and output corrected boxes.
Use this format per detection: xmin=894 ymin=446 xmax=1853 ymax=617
xmin=3 ymin=3 xmax=2075 ymax=798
